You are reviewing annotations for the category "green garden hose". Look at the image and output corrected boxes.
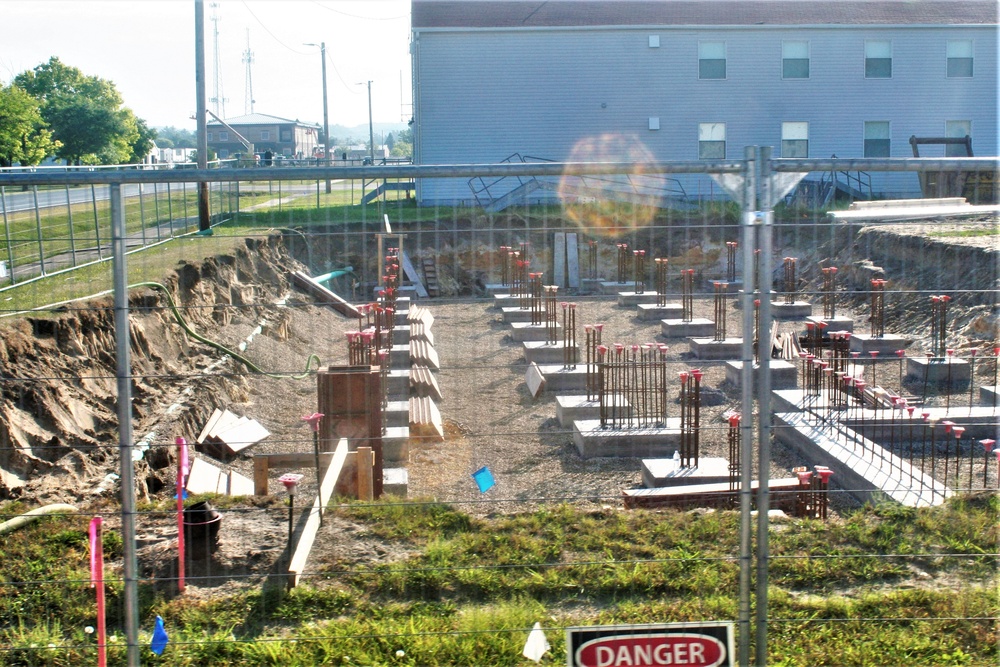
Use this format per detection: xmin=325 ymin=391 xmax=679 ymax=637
xmin=132 ymin=282 xmax=320 ymax=380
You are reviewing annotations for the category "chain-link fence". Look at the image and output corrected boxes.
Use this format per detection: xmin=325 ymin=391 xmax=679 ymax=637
xmin=0 ymin=154 xmax=996 ymax=666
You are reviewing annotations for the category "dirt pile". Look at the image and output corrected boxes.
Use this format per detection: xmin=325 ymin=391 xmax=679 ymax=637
xmin=0 ymin=236 xmax=304 ymax=502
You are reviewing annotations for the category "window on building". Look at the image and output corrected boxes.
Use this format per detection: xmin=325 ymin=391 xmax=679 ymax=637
xmin=782 ymin=41 xmax=809 ymax=79
xmin=865 ymin=40 xmax=892 ymax=78
xmin=947 ymin=40 xmax=973 ymax=77
xmin=207 ymin=132 xmax=213 ymax=141
xmin=261 ymin=130 xmax=270 ymax=141
xmin=945 ymin=120 xmax=972 ymax=157
xmin=864 ymin=121 xmax=890 ymax=157
xmin=649 ymin=117 xmax=660 ymax=131
xmin=219 ymin=131 xmax=229 ymax=141
xmin=218 ymin=149 xmax=229 ymax=158
xmin=281 ymin=130 xmax=292 ymax=142
xmin=781 ymin=122 xmax=809 ymax=158
xmin=699 ymin=41 xmax=726 ymax=79
xmin=698 ymin=122 xmax=726 ymax=158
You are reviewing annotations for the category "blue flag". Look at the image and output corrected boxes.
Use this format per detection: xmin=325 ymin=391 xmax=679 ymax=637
xmin=150 ymin=615 xmax=169 ymax=655
xmin=472 ymin=466 xmax=495 ymax=493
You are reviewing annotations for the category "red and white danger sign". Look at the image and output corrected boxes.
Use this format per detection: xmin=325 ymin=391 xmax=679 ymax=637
xmin=566 ymin=622 xmax=734 ymax=667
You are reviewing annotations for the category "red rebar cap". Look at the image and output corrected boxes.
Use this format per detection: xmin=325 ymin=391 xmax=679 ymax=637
xmin=815 ymin=469 xmax=834 ymax=483
xmin=301 ymin=413 xmax=324 ymax=432
xmin=679 ymin=371 xmax=689 ymax=382
xmin=952 ymin=426 xmax=965 ymax=438
xmin=692 ymin=369 xmax=704 ymax=382
xmin=279 ymin=473 xmax=304 ymax=493
xmin=796 ymin=470 xmax=813 ymax=485
xmin=729 ymin=413 xmax=741 ymax=427
xmin=979 ymin=439 xmax=995 ymax=452
xmin=597 ymin=345 xmax=608 ymax=356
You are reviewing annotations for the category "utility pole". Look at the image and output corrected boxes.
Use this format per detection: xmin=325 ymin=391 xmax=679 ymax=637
xmin=196 ymin=0 xmax=211 ymax=232
xmin=242 ymin=29 xmax=255 ymax=115
xmin=366 ymin=80 xmax=375 ymax=164
xmin=305 ymin=42 xmax=332 ymax=193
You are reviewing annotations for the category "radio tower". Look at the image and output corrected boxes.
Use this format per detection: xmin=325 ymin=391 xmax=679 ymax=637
xmin=209 ymin=3 xmax=227 ymax=117
xmin=242 ymin=29 xmax=255 ymax=115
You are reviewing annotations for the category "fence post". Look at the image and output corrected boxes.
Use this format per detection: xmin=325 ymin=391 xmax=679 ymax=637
xmin=0 ymin=186 xmax=15 ymax=285
xmin=755 ymin=146 xmax=775 ymax=667
xmin=65 ymin=184 xmax=77 ymax=266
xmin=110 ymin=182 xmax=141 ymax=667
xmin=32 ymin=186 xmax=45 ymax=276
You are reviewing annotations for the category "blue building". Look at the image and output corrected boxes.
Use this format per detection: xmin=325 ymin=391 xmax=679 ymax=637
xmin=410 ymin=0 xmax=998 ymax=205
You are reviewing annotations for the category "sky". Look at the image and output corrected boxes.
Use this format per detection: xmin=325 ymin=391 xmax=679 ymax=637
xmin=0 ymin=0 xmax=412 ymax=131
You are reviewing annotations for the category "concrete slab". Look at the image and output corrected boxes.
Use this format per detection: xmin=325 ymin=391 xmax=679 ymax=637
xmin=706 ymin=280 xmax=743 ymax=293
xmin=641 ymin=456 xmax=732 ymax=488
xmin=510 ymin=322 xmax=561 ymax=342
xmin=383 ymin=467 xmax=408 ymax=497
xmin=580 ymin=278 xmax=603 ymax=294
xmin=556 ymin=394 xmax=631 ymax=427
xmin=725 ymin=360 xmax=798 ymax=390
xmin=573 ymin=418 xmax=682 ymax=458
xmin=386 ymin=369 xmax=410 ymax=397
xmin=906 ymin=356 xmax=972 ymax=384
xmin=390 ymin=343 xmax=410 ymax=369
xmin=805 ymin=315 xmax=854 ymax=333
xmin=383 ymin=400 xmax=409 ymax=428
xmin=770 ymin=301 xmax=813 ymax=320
xmin=536 ymin=364 xmax=589 ymax=392
xmin=689 ymin=337 xmax=744 ymax=360
xmin=850 ymin=333 xmax=909 ymax=355
xmin=617 ymin=291 xmax=660 ymax=307
xmin=982 ymin=385 xmax=999 ymax=406
xmin=661 ymin=318 xmax=715 ymax=338
xmin=501 ymin=306 xmax=538 ymax=324
xmin=775 ymin=411 xmax=950 ymax=507
xmin=492 ymin=294 xmax=517 ymax=309
xmin=383 ymin=426 xmax=409 ymax=464
xmin=600 ymin=280 xmax=637 ymax=295
xmin=483 ymin=283 xmax=511 ymax=296
xmin=636 ymin=303 xmax=683 ymax=321
xmin=391 ymin=327 xmax=410 ymax=345
xmin=523 ymin=341 xmax=580 ymax=365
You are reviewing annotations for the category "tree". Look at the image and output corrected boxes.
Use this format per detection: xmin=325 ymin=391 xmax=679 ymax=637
xmin=386 ymin=132 xmax=395 ymax=152
xmin=0 ymin=84 xmax=59 ymax=167
xmin=127 ymin=114 xmax=156 ymax=163
xmin=14 ymin=57 xmax=150 ymax=165
xmin=154 ymin=126 xmax=196 ymax=148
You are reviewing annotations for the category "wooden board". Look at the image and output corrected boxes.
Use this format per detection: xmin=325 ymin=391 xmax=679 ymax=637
xmin=197 ymin=408 xmax=240 ymax=444
xmin=409 ymin=339 xmax=440 ymax=370
xmin=196 ymin=408 xmax=224 ymax=444
xmin=410 ymin=366 xmax=443 ymax=401
xmin=553 ymin=232 xmax=567 ymax=287
xmin=290 ymin=271 xmax=363 ymax=318
xmin=409 ymin=396 xmax=444 ymax=441
xmin=186 ymin=457 xmax=254 ymax=497
xmin=525 ymin=362 xmax=547 ymax=398
xmin=567 ymin=233 xmax=580 ymax=288
xmin=398 ymin=251 xmax=430 ymax=298
xmin=288 ymin=438 xmax=349 ymax=586
xmin=208 ymin=418 xmax=270 ymax=455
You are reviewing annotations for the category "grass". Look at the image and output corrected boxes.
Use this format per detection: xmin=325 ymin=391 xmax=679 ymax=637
xmin=928 ymin=228 xmax=998 ymax=238
xmin=0 ymin=495 xmax=995 ymax=665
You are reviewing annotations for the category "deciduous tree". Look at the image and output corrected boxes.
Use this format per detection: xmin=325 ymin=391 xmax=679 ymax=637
xmin=0 ymin=84 xmax=59 ymax=167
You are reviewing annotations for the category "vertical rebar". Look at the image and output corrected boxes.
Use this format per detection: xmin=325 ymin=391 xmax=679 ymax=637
xmin=822 ymin=266 xmax=838 ymax=319
xmin=726 ymin=241 xmax=738 ymax=283
xmin=681 ymin=268 xmax=694 ymax=323
xmin=713 ymin=282 xmax=727 ymax=342
xmin=870 ymin=279 xmax=887 ymax=338
xmin=545 ymin=287 xmax=558 ymax=343
xmin=728 ymin=413 xmax=741 ymax=494
xmin=563 ymin=303 xmax=577 ymax=369
xmin=782 ymin=256 xmax=797 ymax=305
xmin=655 ymin=257 xmax=668 ymax=307
xmin=633 ymin=249 xmax=646 ymax=294
xmin=530 ymin=272 xmax=544 ymax=325
xmin=588 ymin=240 xmax=598 ymax=281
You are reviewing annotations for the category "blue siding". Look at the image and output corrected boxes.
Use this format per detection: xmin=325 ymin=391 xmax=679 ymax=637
xmin=413 ymin=24 xmax=997 ymax=204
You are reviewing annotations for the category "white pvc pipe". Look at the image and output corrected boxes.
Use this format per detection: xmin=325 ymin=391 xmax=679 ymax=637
xmin=0 ymin=503 xmax=78 ymax=535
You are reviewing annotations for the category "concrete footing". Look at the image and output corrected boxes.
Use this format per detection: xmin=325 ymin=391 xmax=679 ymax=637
xmin=770 ymin=301 xmax=813 ymax=320
xmin=523 ymin=341 xmax=580 ymax=365
xmin=383 ymin=467 xmax=409 ymax=496
xmin=982 ymin=385 xmax=999 ymax=405
xmin=617 ymin=291 xmax=660 ymax=307
xmin=805 ymin=315 xmax=854 ymax=333
xmin=573 ymin=418 xmax=681 ymax=458
xmin=556 ymin=394 xmax=630 ymax=427
xmin=660 ymin=318 xmax=715 ymax=338
xmin=641 ymin=457 xmax=732 ymax=488
xmin=510 ymin=322 xmax=561 ymax=342
xmin=689 ymin=337 xmax=744 ymax=360
xmin=706 ymin=280 xmax=743 ymax=293
xmin=535 ymin=364 xmax=589 ymax=392
xmin=492 ymin=294 xmax=516 ymax=309
xmin=850 ymin=333 xmax=909 ymax=355
xmin=383 ymin=426 xmax=409 ymax=464
xmin=600 ymin=280 xmax=637 ymax=295
xmin=725 ymin=360 xmax=798 ymax=390
xmin=501 ymin=307 xmax=538 ymax=323
xmin=383 ymin=400 xmax=410 ymax=428
xmin=636 ymin=303 xmax=683 ymax=321
xmin=906 ymin=356 xmax=972 ymax=384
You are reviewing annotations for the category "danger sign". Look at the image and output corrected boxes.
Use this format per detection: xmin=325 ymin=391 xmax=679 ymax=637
xmin=566 ymin=622 xmax=734 ymax=667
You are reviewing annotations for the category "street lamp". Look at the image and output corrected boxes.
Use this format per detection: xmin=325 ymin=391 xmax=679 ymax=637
xmin=357 ymin=80 xmax=374 ymax=164
xmin=304 ymin=42 xmax=331 ymax=193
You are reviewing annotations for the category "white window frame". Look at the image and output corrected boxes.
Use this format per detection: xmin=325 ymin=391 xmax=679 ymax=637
xmin=261 ymin=130 xmax=271 ymax=141
xmin=863 ymin=121 xmax=891 ymax=157
xmin=781 ymin=122 xmax=809 ymax=158
xmin=946 ymin=40 xmax=973 ymax=77
xmin=782 ymin=40 xmax=810 ymax=79
xmin=219 ymin=131 xmax=229 ymax=142
xmin=865 ymin=40 xmax=892 ymax=78
xmin=698 ymin=122 xmax=726 ymax=159
xmin=698 ymin=41 xmax=727 ymax=80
